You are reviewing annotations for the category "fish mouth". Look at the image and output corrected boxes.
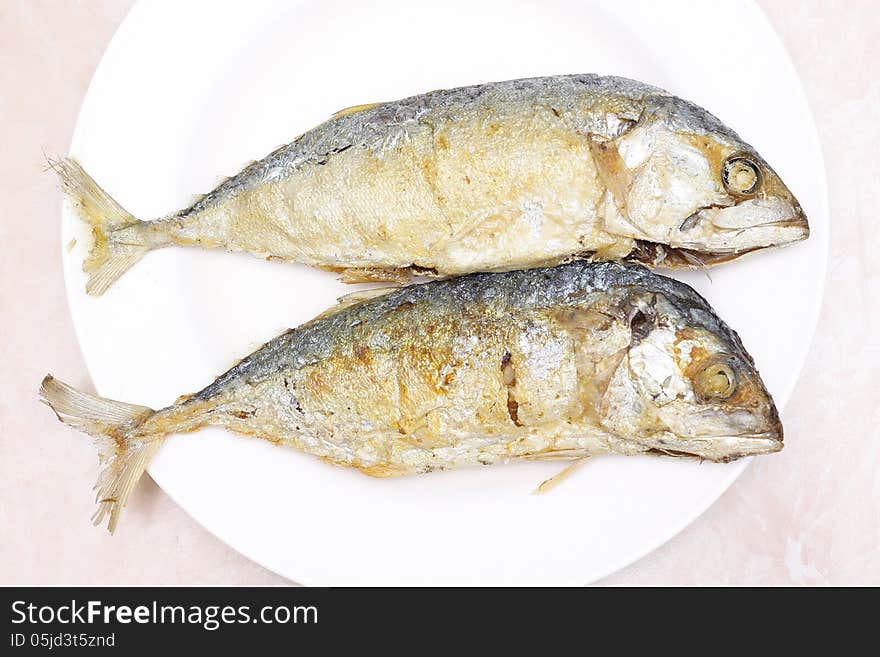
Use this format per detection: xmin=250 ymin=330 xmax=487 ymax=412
xmin=680 ymin=199 xmax=809 ymax=237
xmin=718 ymin=206 xmax=811 ymax=239
xmin=636 ymin=430 xmax=783 ymax=461
xmin=665 ymin=199 xmax=809 ymax=265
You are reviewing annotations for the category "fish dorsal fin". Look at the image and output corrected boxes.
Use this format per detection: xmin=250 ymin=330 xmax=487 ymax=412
xmin=312 ymin=286 xmax=399 ymax=321
xmin=336 ymin=286 xmax=399 ymax=306
xmin=331 ymin=102 xmax=382 ymax=120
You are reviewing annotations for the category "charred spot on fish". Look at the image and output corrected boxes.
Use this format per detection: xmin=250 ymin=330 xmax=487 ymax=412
xmin=409 ymin=264 xmax=438 ymax=277
xmin=501 ymin=351 xmax=523 ymax=427
xmin=550 ymin=107 xmax=561 ymax=118
xmin=353 ymin=343 xmax=372 ymax=364
xmin=626 ymin=240 xmax=667 ymax=267
xmin=232 ymin=408 xmax=256 ymax=419
xmin=628 ymin=307 xmax=655 ymax=342
xmin=507 ymin=398 xmax=522 ymax=426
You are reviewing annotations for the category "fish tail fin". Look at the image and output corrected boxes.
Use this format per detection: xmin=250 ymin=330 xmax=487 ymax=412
xmin=39 ymin=374 xmax=162 ymax=533
xmin=51 ymin=157 xmax=155 ymax=296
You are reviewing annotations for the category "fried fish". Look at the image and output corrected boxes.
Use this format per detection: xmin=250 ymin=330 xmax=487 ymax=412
xmin=56 ymin=75 xmax=808 ymax=295
xmin=41 ymin=261 xmax=782 ymax=532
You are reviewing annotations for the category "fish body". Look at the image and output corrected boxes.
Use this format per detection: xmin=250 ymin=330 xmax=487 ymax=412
xmin=57 ymin=75 xmax=808 ymax=295
xmin=41 ymin=261 xmax=782 ymax=531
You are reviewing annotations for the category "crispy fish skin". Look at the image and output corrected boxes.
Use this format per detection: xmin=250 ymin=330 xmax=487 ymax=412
xmin=41 ymin=261 xmax=782 ymax=532
xmin=56 ymin=74 xmax=808 ymax=295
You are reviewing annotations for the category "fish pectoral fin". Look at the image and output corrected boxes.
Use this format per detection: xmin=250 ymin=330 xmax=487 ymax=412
xmin=532 ymin=456 xmax=592 ymax=494
xmin=338 ymin=267 xmax=412 ymax=284
xmin=336 ymin=287 xmax=400 ymax=306
xmin=587 ymin=133 xmax=632 ymax=215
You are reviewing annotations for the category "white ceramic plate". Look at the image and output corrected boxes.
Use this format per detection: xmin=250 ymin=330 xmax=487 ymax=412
xmin=62 ymin=0 xmax=828 ymax=585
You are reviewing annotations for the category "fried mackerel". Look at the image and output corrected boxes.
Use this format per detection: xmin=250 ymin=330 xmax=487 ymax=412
xmin=56 ymin=74 xmax=808 ymax=295
xmin=41 ymin=261 xmax=782 ymax=532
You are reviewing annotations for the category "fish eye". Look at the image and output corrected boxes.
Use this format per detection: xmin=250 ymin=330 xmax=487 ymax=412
xmin=694 ymin=362 xmax=738 ymax=400
xmin=722 ymin=156 xmax=761 ymax=196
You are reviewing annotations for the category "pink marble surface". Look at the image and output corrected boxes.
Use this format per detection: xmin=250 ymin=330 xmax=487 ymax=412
xmin=0 ymin=0 xmax=876 ymax=585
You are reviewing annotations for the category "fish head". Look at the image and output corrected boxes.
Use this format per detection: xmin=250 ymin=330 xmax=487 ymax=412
xmin=599 ymin=287 xmax=782 ymax=460
xmin=596 ymin=95 xmax=808 ymax=261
